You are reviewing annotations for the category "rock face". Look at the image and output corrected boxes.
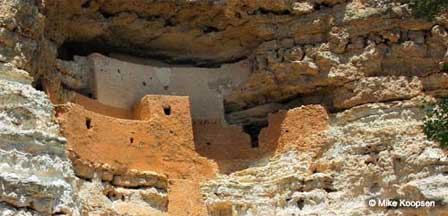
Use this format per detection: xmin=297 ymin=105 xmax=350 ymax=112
xmin=203 ymin=99 xmax=448 ymax=215
xmin=0 ymin=1 xmax=79 ymax=215
xmin=1 ymin=0 xmax=448 ymax=215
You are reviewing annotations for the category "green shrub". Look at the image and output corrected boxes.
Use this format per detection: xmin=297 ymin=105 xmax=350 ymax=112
xmin=410 ymin=0 xmax=448 ymax=20
xmin=423 ymin=98 xmax=448 ymax=147
xmin=443 ymin=63 xmax=448 ymax=72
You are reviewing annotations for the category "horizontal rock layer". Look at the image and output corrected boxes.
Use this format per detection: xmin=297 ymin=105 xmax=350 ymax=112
xmin=1 ymin=0 xmax=448 ymax=215
xmin=203 ymin=98 xmax=448 ymax=215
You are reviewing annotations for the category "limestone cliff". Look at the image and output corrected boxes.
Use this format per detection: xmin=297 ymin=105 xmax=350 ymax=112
xmin=0 ymin=0 xmax=447 ymax=215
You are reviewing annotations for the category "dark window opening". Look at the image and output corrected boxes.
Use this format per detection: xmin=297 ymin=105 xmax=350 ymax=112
xmin=130 ymin=137 xmax=134 ymax=144
xmin=243 ymin=122 xmax=268 ymax=148
xmin=163 ymin=85 xmax=169 ymax=90
xmin=85 ymin=118 xmax=92 ymax=129
xmin=142 ymin=81 xmax=147 ymax=86
xmin=163 ymin=105 xmax=171 ymax=116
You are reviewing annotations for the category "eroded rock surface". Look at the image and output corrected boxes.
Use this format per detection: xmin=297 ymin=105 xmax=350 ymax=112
xmin=203 ymin=99 xmax=448 ymax=215
xmin=0 ymin=1 xmax=79 ymax=215
xmin=1 ymin=0 xmax=448 ymax=215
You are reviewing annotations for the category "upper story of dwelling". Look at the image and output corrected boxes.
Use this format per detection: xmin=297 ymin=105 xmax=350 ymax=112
xmin=56 ymin=53 xmax=251 ymax=125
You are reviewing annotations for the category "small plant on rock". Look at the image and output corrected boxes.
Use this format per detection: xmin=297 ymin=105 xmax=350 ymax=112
xmin=443 ymin=63 xmax=448 ymax=72
xmin=423 ymin=98 xmax=448 ymax=147
xmin=409 ymin=0 xmax=448 ymax=20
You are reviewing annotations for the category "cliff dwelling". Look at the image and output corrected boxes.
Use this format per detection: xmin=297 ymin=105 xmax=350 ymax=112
xmin=57 ymin=53 xmax=251 ymax=124
xmin=47 ymin=48 xmax=313 ymax=214
xmin=2 ymin=0 xmax=448 ymax=216
xmin=42 ymin=41 xmax=332 ymax=214
xmin=51 ymin=49 xmax=299 ymax=167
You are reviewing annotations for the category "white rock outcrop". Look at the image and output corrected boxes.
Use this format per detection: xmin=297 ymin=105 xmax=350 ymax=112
xmin=202 ymin=98 xmax=448 ymax=215
xmin=0 ymin=78 xmax=80 ymax=214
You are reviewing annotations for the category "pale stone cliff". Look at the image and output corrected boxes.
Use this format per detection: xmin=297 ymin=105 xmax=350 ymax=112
xmin=0 ymin=0 xmax=447 ymax=215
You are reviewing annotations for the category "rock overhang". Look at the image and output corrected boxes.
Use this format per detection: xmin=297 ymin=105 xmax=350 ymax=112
xmin=3 ymin=0 xmax=448 ymax=215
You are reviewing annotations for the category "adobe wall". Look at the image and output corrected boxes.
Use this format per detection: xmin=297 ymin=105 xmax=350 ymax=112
xmin=89 ymin=53 xmax=251 ymax=125
xmin=57 ymin=95 xmax=217 ymax=180
xmin=57 ymin=95 xmax=218 ymax=215
xmin=194 ymin=105 xmax=330 ymax=173
xmin=57 ymin=92 xmax=329 ymax=176
xmin=69 ymin=91 xmax=134 ymax=119
xmin=260 ymin=105 xmax=330 ymax=157
xmin=56 ymin=89 xmax=329 ymax=213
